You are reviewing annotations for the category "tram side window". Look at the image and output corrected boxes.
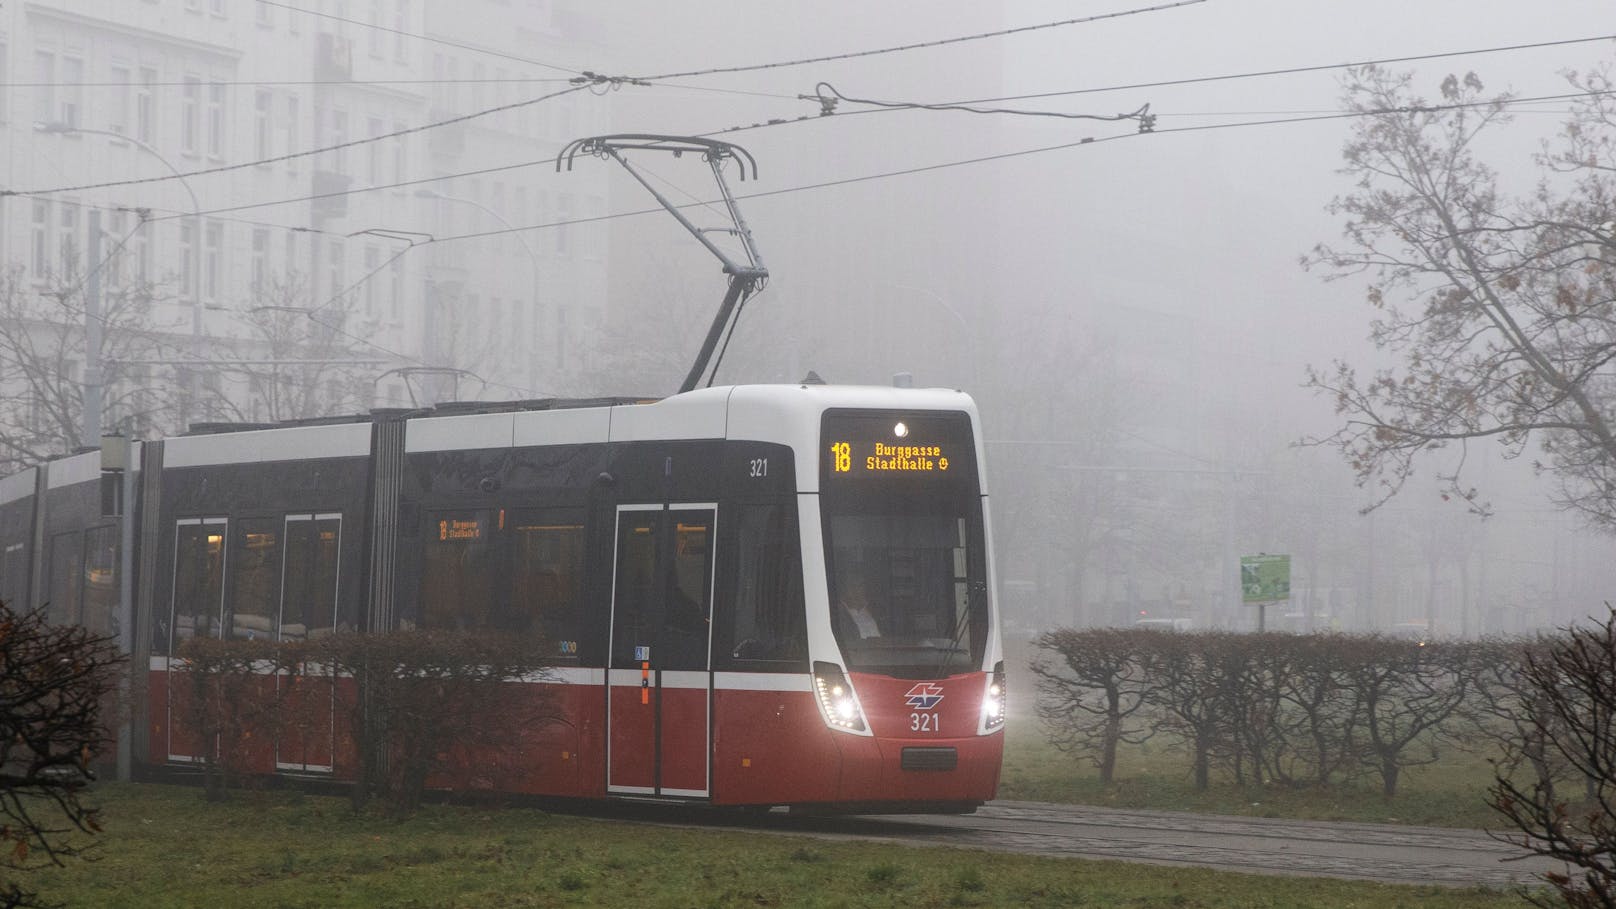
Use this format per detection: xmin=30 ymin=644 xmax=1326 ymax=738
xmin=727 ymin=503 xmax=807 ymax=664
xmin=228 ymin=518 xmax=280 ymax=640
xmin=509 ymin=511 xmax=583 ymax=653
xmin=47 ymin=530 xmax=83 ymax=626
xmin=81 ymin=525 xmax=119 ymax=638
xmin=420 ymin=509 xmax=496 ymax=630
xmin=168 ymin=521 xmax=226 ymax=653
xmin=280 ymin=515 xmax=341 ymax=640
xmin=611 ymin=513 xmax=658 ymax=665
xmin=1 ymin=543 xmax=25 ymax=607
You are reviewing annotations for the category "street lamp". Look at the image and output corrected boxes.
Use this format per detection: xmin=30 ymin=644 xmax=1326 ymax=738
xmin=414 ymin=188 xmax=543 ymax=392
xmin=884 ymin=282 xmax=976 ymax=390
xmin=35 ymin=121 xmax=206 ymax=430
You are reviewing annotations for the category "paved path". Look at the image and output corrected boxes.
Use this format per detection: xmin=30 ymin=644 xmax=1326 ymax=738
xmin=728 ymin=801 xmax=1563 ymax=888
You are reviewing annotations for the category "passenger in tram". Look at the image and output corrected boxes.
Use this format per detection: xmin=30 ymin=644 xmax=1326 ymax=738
xmin=837 ymin=571 xmax=882 ymax=640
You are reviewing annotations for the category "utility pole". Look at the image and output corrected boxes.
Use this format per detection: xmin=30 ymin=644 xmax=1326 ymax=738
xmin=82 ymin=210 xmax=103 ymax=448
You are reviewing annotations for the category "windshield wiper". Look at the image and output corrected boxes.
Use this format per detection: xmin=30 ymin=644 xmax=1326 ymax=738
xmin=931 ymin=580 xmax=986 ymax=678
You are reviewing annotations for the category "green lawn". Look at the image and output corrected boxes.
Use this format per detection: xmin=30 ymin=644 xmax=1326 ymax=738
xmin=19 ymin=783 xmax=1533 ymax=908
xmin=997 ymin=721 xmax=1507 ymax=829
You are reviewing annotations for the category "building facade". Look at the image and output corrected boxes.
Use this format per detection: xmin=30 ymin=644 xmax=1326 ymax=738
xmin=0 ymin=0 xmax=609 ymax=456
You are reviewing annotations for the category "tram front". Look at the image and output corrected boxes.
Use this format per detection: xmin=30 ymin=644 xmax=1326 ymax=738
xmin=811 ymin=405 xmax=1004 ymax=811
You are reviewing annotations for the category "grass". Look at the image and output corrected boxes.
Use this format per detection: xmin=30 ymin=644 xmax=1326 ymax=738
xmin=20 ymin=782 xmax=1533 ymax=908
xmin=997 ymin=721 xmax=1508 ymax=829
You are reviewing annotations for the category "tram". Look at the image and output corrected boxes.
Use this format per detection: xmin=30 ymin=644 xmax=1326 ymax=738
xmin=0 ymin=383 xmax=1004 ymax=813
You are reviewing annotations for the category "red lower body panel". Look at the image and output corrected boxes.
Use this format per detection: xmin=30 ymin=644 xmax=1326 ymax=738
xmin=141 ymin=669 xmax=1001 ymax=809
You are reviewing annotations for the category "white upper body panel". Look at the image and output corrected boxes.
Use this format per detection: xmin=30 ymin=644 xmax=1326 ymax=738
xmin=0 ymin=468 xmax=36 ymax=506
xmin=165 ymin=423 xmax=372 ymax=467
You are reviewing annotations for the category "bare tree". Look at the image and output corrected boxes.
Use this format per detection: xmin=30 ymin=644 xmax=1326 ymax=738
xmin=1343 ymin=635 xmax=1469 ymax=797
xmin=0 ymin=601 xmax=122 ymax=909
xmin=1031 ymin=627 xmax=1160 ymax=785
xmin=0 ymin=259 xmax=183 ymax=471
xmin=1306 ymin=64 xmax=1616 ymax=525
xmin=210 ymin=274 xmax=383 ymax=423
xmin=1488 ymin=611 xmax=1616 ymax=909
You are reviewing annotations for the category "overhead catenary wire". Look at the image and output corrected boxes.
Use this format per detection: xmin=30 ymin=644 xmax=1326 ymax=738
xmin=3 ymin=84 xmax=591 ymax=200
xmin=431 ymin=86 xmax=1616 ymax=249
xmin=253 ymin=0 xmax=582 ymax=76
xmin=703 ymin=32 xmax=1616 ymax=136
xmin=619 ymin=0 xmax=1207 ymax=82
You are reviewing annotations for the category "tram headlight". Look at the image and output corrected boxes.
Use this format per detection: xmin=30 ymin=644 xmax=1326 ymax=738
xmin=981 ymin=661 xmax=1007 ymax=732
xmin=813 ymin=661 xmax=868 ymax=734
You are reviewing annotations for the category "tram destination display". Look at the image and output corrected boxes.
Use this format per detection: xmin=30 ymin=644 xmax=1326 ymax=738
xmin=822 ymin=410 xmax=975 ymax=483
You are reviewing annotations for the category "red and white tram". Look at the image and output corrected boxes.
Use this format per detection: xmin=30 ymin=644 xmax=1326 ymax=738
xmin=0 ymin=383 xmax=1004 ymax=812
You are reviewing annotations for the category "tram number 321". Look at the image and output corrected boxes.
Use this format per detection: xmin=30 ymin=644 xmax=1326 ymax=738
xmin=748 ymin=458 xmax=768 ymax=478
xmin=910 ymin=712 xmax=941 ymax=733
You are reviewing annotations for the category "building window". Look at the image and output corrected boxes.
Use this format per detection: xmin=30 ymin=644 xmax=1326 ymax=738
xmin=251 ymin=228 xmax=268 ymax=294
xmin=180 ymin=219 xmax=197 ymax=298
xmin=137 ymin=67 xmax=157 ymax=144
xmin=204 ymin=220 xmax=223 ymax=302
xmin=207 ymin=82 xmax=226 ymax=159
xmin=0 ymin=40 xmax=8 ymax=122
xmin=327 ymin=238 xmax=346 ymax=301
xmin=389 ymin=254 xmax=402 ymax=320
xmin=367 ymin=116 xmax=382 ymax=184
xmin=555 ymin=193 xmax=570 ymax=254
xmin=555 ymin=305 xmax=567 ymax=368
xmin=392 ymin=120 xmax=406 ymax=189
xmin=330 ymin=108 xmax=348 ymax=174
xmin=368 ymin=0 xmax=384 ymax=58
xmin=470 ymin=62 xmax=485 ymax=111
xmin=363 ymin=244 xmax=379 ymax=315
xmin=254 ymin=89 xmax=272 ymax=160
xmin=256 ymin=0 xmax=272 ymax=26
xmin=394 ymin=0 xmax=410 ymax=61
xmin=33 ymin=51 xmax=54 ymax=128
xmin=108 ymin=63 xmax=132 ymax=135
xmin=58 ymin=202 xmax=78 ymax=276
xmin=30 ymin=200 xmax=49 ymax=280
xmin=210 ymin=0 xmax=226 ymax=17
xmin=181 ymin=75 xmax=201 ymax=155
xmin=285 ymin=93 xmax=300 ymax=174
xmin=106 ymin=209 xmax=127 ymax=287
xmin=133 ymin=219 xmax=151 ymax=285
xmin=285 ymin=228 xmax=299 ymax=282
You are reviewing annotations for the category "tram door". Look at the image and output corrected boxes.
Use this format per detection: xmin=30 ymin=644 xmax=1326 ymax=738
xmin=607 ymin=504 xmax=716 ymax=797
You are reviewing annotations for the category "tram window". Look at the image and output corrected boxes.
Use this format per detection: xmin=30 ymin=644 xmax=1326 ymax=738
xmin=228 ymin=518 xmax=280 ymax=640
xmin=47 ymin=530 xmax=83 ymax=625
xmin=611 ymin=513 xmax=658 ymax=665
xmin=727 ymin=504 xmax=806 ymax=664
xmin=81 ymin=525 xmax=119 ymax=638
xmin=668 ymin=519 xmax=710 ymax=636
xmin=1 ymin=543 xmax=24 ymax=606
xmin=421 ymin=509 xmax=496 ymax=630
xmin=169 ymin=520 xmax=226 ymax=652
xmin=509 ymin=512 xmax=583 ymax=652
xmin=281 ymin=515 xmax=342 ymax=640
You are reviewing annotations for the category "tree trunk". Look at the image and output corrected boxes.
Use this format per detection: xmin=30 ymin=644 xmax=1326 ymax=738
xmin=1194 ymin=738 xmax=1211 ymax=792
xmin=1380 ymin=755 xmax=1400 ymax=798
xmin=1100 ymin=715 xmax=1120 ymax=785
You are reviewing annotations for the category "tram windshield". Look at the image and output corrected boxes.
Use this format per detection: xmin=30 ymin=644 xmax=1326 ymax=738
xmin=821 ymin=409 xmax=989 ymax=677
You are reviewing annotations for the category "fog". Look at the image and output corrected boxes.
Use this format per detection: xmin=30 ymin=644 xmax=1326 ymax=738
xmin=6 ymin=0 xmax=1615 ymax=637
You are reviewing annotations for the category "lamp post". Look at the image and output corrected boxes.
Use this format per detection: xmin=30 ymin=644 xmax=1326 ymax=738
xmin=36 ymin=121 xmax=206 ymax=428
xmin=414 ymin=188 xmax=543 ymax=393
xmin=884 ymin=282 xmax=975 ymax=390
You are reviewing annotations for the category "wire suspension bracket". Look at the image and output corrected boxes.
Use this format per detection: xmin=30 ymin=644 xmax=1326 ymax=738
xmin=559 ymin=134 xmax=769 ymax=394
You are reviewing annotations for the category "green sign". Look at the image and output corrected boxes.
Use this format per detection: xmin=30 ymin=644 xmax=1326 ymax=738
xmin=1240 ymin=554 xmax=1290 ymax=604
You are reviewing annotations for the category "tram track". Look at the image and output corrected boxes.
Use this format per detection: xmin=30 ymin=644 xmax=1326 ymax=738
xmin=593 ymin=799 xmax=1561 ymax=889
